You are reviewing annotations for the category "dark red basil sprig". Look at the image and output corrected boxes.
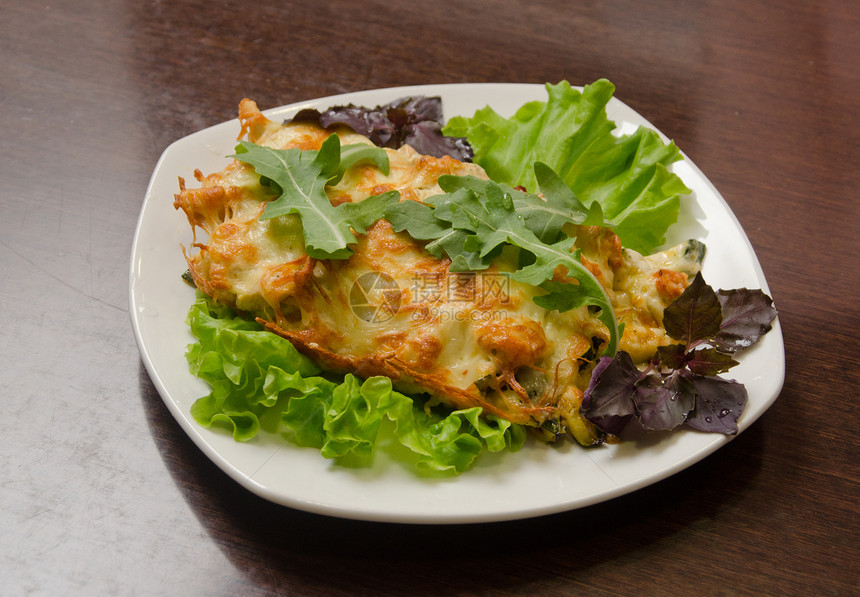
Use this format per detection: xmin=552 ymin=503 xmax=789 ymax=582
xmin=581 ymin=273 xmax=777 ymax=438
xmin=291 ymin=96 xmax=474 ymax=162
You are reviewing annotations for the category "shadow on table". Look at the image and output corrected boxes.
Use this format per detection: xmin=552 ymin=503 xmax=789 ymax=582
xmin=140 ymin=361 xmax=765 ymax=595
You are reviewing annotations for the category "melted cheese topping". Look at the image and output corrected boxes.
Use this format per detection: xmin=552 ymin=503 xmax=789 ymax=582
xmin=174 ymin=99 xmax=702 ymax=438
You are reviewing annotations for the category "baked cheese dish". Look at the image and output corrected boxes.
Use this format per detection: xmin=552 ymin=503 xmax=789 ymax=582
xmin=174 ymin=99 xmax=703 ymax=445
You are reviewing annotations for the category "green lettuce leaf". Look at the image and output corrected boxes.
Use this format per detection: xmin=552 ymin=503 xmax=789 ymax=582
xmin=185 ymin=293 xmax=524 ymax=474
xmin=186 ymin=294 xmax=322 ymax=442
xmin=443 ymin=79 xmax=690 ymax=254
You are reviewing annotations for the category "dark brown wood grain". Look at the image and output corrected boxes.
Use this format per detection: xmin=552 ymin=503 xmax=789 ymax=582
xmin=2 ymin=0 xmax=857 ymax=594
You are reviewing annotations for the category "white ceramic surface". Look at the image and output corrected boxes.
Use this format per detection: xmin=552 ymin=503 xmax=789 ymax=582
xmin=129 ymin=84 xmax=784 ymax=524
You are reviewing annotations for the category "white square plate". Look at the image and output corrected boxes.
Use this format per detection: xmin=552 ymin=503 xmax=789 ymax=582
xmin=130 ymin=83 xmax=784 ymax=523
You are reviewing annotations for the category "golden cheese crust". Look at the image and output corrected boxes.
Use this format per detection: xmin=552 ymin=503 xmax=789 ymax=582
xmin=174 ymin=99 xmax=701 ymax=439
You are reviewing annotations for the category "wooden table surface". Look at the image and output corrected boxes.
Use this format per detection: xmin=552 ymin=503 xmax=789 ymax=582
xmin=2 ymin=0 xmax=858 ymax=594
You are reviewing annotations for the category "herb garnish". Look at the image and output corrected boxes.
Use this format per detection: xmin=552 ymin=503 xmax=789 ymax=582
xmin=231 ymin=136 xmax=397 ymax=259
xmin=581 ymin=273 xmax=777 ymax=436
xmin=291 ymin=95 xmax=474 ymax=162
xmin=443 ymin=79 xmax=690 ymax=254
xmin=385 ymin=167 xmax=621 ymax=357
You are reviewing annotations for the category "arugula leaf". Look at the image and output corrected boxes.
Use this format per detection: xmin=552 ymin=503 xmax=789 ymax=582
xmin=427 ymin=186 xmax=503 ymax=270
xmin=581 ymin=275 xmax=777 ymax=437
xmin=231 ymin=137 xmax=393 ymax=259
xmin=530 ymin=162 xmax=608 ymax=240
xmin=336 ymin=190 xmax=401 ymax=235
xmin=388 ymin=174 xmax=621 ymax=356
xmin=329 ymin=143 xmax=392 ymax=186
xmin=383 ymin=192 xmax=491 ymax=270
xmin=443 ymin=176 xmax=620 ymax=355
xmin=443 ymin=79 xmax=690 ymax=254
xmin=387 ymin=165 xmax=613 ymax=273
xmin=382 ymin=197 xmax=447 ymax=243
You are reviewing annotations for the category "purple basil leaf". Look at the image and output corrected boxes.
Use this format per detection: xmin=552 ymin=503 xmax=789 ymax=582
xmin=291 ymin=106 xmax=395 ymax=146
xmin=316 ymin=104 xmax=373 ymax=133
xmin=327 ymin=106 xmax=398 ymax=146
xmin=391 ymin=96 xmax=443 ymax=123
xmin=402 ymin=121 xmax=474 ymax=162
xmin=581 ymin=352 xmax=641 ymax=436
xmin=656 ymin=343 xmax=687 ymax=370
xmin=291 ymin=107 xmax=324 ymax=123
xmin=662 ymin=272 xmax=723 ymax=346
xmin=290 ymin=97 xmax=474 ymax=161
xmin=632 ymin=372 xmax=696 ymax=431
xmin=711 ymin=288 xmax=778 ymax=353
xmin=386 ymin=106 xmax=411 ymax=129
xmin=685 ymin=347 xmax=739 ymax=376
xmin=682 ymin=372 xmax=748 ymax=434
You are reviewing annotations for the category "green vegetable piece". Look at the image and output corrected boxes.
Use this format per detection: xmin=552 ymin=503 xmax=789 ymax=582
xmin=444 ymin=79 xmax=690 ymax=254
xmin=443 ymin=176 xmax=620 ymax=356
xmin=231 ymin=137 xmax=392 ymax=259
xmin=185 ymin=293 xmax=322 ymax=442
xmin=185 ymin=292 xmax=524 ymax=474
xmin=331 ymin=142 xmax=391 ymax=184
xmin=336 ymin=190 xmax=401 ymax=235
xmin=388 ymin=173 xmax=620 ymax=357
xmin=530 ymin=161 xmax=608 ymax=239
xmin=385 ymin=190 xmax=497 ymax=270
